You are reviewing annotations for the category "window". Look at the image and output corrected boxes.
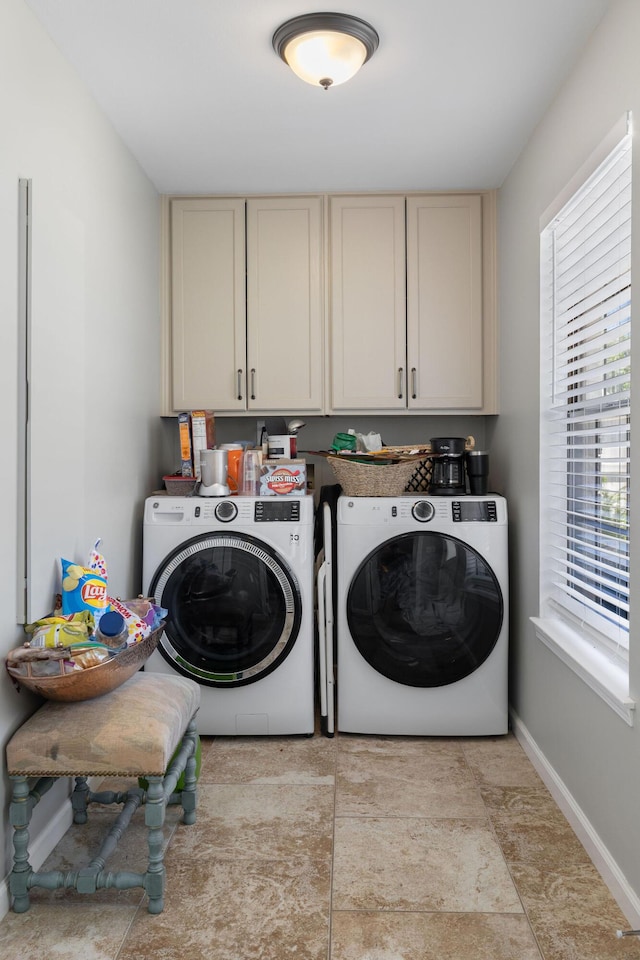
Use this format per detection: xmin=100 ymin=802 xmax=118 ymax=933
xmin=538 ymin=117 xmax=632 ymax=715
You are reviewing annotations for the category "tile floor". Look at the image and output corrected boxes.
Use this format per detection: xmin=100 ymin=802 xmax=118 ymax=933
xmin=1 ymin=730 xmax=638 ymax=960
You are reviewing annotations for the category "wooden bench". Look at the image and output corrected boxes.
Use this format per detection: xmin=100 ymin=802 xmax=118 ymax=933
xmin=5 ymin=672 xmax=200 ymax=914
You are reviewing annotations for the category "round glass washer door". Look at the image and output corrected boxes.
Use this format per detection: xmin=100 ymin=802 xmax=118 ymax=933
xmin=347 ymin=531 xmax=503 ymax=687
xmin=149 ymin=533 xmax=302 ymax=687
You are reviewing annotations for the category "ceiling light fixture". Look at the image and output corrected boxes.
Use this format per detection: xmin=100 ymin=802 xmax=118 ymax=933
xmin=272 ymin=12 xmax=379 ymax=91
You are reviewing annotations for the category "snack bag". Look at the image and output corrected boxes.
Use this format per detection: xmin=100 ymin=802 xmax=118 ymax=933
xmin=60 ymin=558 xmax=108 ymax=617
xmin=24 ymin=610 xmax=94 ymax=635
xmin=28 ymin=620 xmax=91 ymax=648
xmin=87 ymin=539 xmax=108 ymax=579
xmin=106 ymin=596 xmax=150 ymax=644
xmin=124 ymin=598 xmax=168 ymax=631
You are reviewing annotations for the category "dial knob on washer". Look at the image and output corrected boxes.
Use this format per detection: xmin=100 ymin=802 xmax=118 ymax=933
xmin=411 ymin=500 xmax=435 ymax=522
xmin=215 ymin=500 xmax=238 ymax=522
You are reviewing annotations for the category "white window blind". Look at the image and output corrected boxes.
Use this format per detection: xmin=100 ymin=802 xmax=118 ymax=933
xmin=540 ymin=128 xmax=631 ymax=659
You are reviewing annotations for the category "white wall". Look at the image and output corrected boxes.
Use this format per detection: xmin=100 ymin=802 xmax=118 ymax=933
xmin=493 ymin=0 xmax=640 ymax=916
xmin=0 ymin=0 xmax=162 ymax=896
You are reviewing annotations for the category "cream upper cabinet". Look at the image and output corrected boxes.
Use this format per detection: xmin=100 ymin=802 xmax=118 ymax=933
xmin=406 ymin=194 xmax=483 ymax=409
xmin=166 ymin=191 xmax=495 ymax=416
xmin=246 ymin=197 xmax=323 ymax=412
xmin=329 ymin=193 xmax=494 ymax=413
xmin=171 ymin=198 xmax=246 ymax=412
xmin=330 ymin=196 xmax=407 ymax=410
xmin=169 ymin=195 xmax=323 ymax=413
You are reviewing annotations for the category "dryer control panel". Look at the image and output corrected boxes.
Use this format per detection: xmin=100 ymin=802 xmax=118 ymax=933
xmin=452 ymin=500 xmax=498 ymax=522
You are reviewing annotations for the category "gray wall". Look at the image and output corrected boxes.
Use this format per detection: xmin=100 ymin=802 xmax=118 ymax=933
xmin=0 ymin=0 xmax=162 ymax=895
xmin=492 ymin=0 xmax=640 ymax=917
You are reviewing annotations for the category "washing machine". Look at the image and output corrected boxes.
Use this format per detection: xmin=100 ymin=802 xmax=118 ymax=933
xmin=332 ymin=494 xmax=508 ymax=736
xmin=142 ymin=495 xmax=315 ymax=735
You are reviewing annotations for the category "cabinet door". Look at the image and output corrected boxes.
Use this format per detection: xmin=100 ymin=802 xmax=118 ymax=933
xmin=407 ymin=195 xmax=483 ymax=409
xmin=330 ymin=196 xmax=406 ymax=410
xmin=171 ymin=198 xmax=246 ymax=411
xmin=246 ymin=197 xmax=323 ymax=412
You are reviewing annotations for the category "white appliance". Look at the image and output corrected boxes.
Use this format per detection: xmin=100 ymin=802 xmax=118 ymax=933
xmin=142 ymin=495 xmax=315 ymax=735
xmin=324 ymin=494 xmax=508 ymax=736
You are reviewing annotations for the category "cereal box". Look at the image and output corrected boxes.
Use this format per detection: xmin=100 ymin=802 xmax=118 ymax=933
xmin=178 ymin=411 xmax=194 ymax=477
xmin=259 ymin=459 xmax=307 ymax=496
xmin=190 ymin=410 xmax=215 ymax=480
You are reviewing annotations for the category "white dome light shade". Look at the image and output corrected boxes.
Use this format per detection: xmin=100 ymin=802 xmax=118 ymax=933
xmin=273 ymin=13 xmax=379 ymax=90
xmin=284 ymin=30 xmax=367 ymax=88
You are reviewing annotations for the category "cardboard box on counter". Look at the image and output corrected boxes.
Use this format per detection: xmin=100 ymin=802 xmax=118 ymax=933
xmin=190 ymin=410 xmax=215 ymax=480
xmin=178 ymin=412 xmax=194 ymax=477
xmin=259 ymin=459 xmax=307 ymax=496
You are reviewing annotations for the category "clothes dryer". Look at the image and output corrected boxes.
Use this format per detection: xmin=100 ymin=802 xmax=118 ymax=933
xmin=142 ymin=495 xmax=315 ymax=735
xmin=333 ymin=494 xmax=508 ymax=735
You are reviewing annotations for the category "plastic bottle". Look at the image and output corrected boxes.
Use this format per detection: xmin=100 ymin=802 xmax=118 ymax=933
xmin=95 ymin=610 xmax=128 ymax=654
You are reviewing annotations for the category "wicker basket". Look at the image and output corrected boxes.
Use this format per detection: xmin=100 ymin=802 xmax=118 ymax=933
xmin=328 ymin=456 xmax=427 ymax=497
xmin=6 ymin=624 xmax=164 ymax=702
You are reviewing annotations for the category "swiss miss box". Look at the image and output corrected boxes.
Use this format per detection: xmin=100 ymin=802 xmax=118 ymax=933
xmin=259 ymin=459 xmax=307 ymax=496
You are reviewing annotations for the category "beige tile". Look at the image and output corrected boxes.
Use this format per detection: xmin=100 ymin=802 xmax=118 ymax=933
xmin=166 ymin=782 xmax=334 ymax=861
xmin=200 ymin=733 xmax=336 ymax=784
xmin=510 ymin=862 xmax=638 ymax=960
xmin=490 ymin=810 xmax=592 ymax=868
xmin=338 ymin=734 xmax=461 ymax=756
xmin=0 ymin=902 xmax=138 ymax=958
xmin=462 ymin=735 xmax=545 ymax=788
xmin=331 ymin=911 xmax=543 ymax=960
xmin=480 ymin=784 xmax=560 ymax=817
xmin=117 ymin=856 xmax=331 ymax=960
xmin=333 ymin=817 xmax=522 ymax=913
xmin=336 ymin=740 xmax=485 ymax=818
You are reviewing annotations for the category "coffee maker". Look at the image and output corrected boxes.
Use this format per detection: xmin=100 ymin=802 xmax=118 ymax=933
xmin=428 ymin=437 xmax=467 ymax=496
xmin=427 ymin=438 xmax=490 ymax=496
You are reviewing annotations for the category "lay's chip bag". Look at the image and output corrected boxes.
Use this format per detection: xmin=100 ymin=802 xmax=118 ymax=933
xmin=60 ymin=558 xmax=108 ymax=618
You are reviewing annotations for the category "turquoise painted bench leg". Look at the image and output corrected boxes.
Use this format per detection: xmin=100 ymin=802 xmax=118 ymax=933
xmin=9 ymin=775 xmax=56 ymax=913
xmin=9 ymin=777 xmax=32 ymax=914
xmin=144 ymin=777 xmax=166 ymax=914
xmin=72 ymin=776 xmax=90 ymax=824
xmin=180 ymin=718 xmax=198 ymax=826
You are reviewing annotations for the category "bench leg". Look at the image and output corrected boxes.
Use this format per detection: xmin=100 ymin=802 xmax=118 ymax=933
xmin=71 ymin=776 xmax=90 ymax=824
xmin=9 ymin=777 xmax=33 ymax=913
xmin=143 ymin=777 xmax=166 ymax=914
xmin=181 ymin=718 xmax=198 ymax=826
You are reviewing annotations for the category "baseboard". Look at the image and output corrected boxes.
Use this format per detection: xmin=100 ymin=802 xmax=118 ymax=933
xmin=0 ymin=775 xmax=102 ymax=922
xmin=510 ymin=708 xmax=640 ymax=927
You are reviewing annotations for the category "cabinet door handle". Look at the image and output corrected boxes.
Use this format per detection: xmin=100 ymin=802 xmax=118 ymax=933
xmin=250 ymin=368 xmax=256 ymax=401
xmin=237 ymin=369 xmax=243 ymax=401
xmin=411 ymin=367 xmax=417 ymax=400
xmin=397 ymin=368 xmax=404 ymax=399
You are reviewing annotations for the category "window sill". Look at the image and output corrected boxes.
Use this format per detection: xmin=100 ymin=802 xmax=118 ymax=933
xmin=531 ymin=617 xmax=636 ymax=726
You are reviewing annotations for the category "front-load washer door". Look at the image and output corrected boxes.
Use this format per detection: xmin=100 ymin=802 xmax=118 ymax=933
xmin=149 ymin=532 xmax=302 ymax=687
xmin=347 ymin=531 xmax=503 ymax=687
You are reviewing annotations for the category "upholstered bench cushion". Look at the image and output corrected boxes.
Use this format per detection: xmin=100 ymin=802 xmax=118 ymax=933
xmin=6 ymin=673 xmax=200 ymax=778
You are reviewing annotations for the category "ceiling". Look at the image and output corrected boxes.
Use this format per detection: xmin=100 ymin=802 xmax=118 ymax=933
xmin=24 ymin=0 xmax=613 ymax=195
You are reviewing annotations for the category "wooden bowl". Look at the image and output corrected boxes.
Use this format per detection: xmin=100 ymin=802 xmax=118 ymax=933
xmin=6 ymin=625 xmax=164 ymax=702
